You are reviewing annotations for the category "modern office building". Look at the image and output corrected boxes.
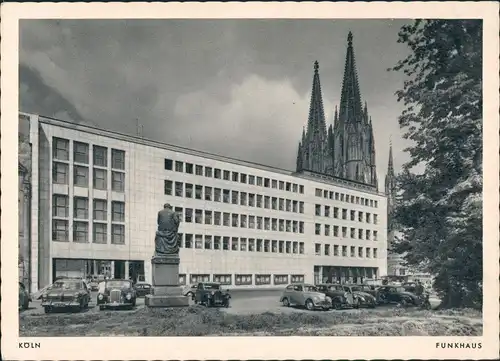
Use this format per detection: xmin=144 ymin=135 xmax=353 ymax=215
xmin=19 ymin=33 xmax=388 ymax=291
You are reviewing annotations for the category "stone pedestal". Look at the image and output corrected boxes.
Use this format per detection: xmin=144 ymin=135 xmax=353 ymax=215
xmin=145 ymin=255 xmax=189 ymax=308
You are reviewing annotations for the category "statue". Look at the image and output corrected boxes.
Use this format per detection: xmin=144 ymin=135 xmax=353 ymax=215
xmin=154 ymin=203 xmax=180 ymax=256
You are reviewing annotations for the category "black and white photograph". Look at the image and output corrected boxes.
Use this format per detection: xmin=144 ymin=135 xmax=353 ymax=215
xmin=1 ymin=2 xmax=499 ymax=360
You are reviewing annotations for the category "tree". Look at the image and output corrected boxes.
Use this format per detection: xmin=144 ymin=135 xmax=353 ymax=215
xmin=389 ymin=20 xmax=482 ymax=308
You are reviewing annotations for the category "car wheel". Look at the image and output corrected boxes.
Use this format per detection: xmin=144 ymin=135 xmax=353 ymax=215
xmin=305 ymin=299 xmax=314 ymax=311
xmin=353 ymin=299 xmax=360 ymax=309
xmin=333 ymin=301 xmax=342 ymax=310
xmin=282 ymin=297 xmax=290 ymax=307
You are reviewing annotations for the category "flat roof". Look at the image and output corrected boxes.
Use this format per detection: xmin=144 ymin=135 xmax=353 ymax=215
xmin=22 ymin=112 xmax=384 ymax=196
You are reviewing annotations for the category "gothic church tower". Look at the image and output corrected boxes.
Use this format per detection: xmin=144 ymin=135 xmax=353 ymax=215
xmin=295 ymin=32 xmax=378 ymax=188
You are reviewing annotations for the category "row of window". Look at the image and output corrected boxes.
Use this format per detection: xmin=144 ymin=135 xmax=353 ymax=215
xmin=52 ymin=219 xmax=125 ymax=244
xmin=315 ymin=187 xmax=378 ymax=208
xmin=174 ymin=206 xmax=305 ymax=234
xmin=165 ymin=180 xmax=305 ymax=213
xmin=165 ymin=158 xmax=305 ymax=194
xmin=314 ymin=223 xmax=378 ymax=241
xmin=53 ymin=194 xmax=125 ymax=222
xmin=181 ymin=273 xmax=304 ymax=286
xmin=53 ymin=162 xmax=125 ymax=192
xmin=315 ymin=243 xmax=378 ymax=258
xmin=178 ymin=233 xmax=305 ymax=254
xmin=53 ymin=137 xmax=125 ymax=170
xmin=315 ymin=205 xmax=378 ymax=224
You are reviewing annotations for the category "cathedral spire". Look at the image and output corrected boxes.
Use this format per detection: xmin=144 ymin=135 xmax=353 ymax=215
xmin=306 ymin=60 xmax=327 ymax=137
xmin=339 ymin=32 xmax=363 ymax=124
xmin=387 ymin=138 xmax=394 ymax=177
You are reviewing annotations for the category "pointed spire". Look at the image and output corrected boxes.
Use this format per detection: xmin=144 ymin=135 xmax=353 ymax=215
xmin=339 ymin=32 xmax=363 ymax=124
xmin=296 ymin=142 xmax=303 ymax=171
xmin=363 ymin=102 xmax=368 ymax=123
xmin=306 ymin=60 xmax=327 ymax=137
xmin=387 ymin=138 xmax=394 ymax=176
xmin=302 ymin=126 xmax=306 ymax=143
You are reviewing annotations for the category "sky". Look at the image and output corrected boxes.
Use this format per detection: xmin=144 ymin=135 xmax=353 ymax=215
xmin=19 ymin=19 xmax=415 ymax=187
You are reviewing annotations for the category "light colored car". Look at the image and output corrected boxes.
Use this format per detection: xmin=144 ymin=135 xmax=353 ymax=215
xmin=280 ymin=283 xmax=332 ymax=311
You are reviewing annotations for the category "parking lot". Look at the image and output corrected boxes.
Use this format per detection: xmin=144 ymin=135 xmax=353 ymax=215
xmin=22 ymin=289 xmax=441 ymax=316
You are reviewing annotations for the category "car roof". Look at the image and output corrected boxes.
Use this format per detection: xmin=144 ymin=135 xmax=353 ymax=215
xmin=201 ymin=282 xmax=220 ymax=285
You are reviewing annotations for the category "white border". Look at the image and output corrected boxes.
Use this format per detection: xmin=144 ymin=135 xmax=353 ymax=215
xmin=1 ymin=2 xmax=499 ymax=360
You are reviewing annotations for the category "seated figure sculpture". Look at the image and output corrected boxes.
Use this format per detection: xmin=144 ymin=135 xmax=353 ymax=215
xmin=155 ymin=203 xmax=180 ymax=257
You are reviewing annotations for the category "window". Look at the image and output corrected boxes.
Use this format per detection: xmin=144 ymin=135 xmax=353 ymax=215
xmin=299 ymin=185 xmax=304 ymax=194
xmin=73 ymin=197 xmax=89 ymax=219
xmin=223 ymin=237 xmax=230 ymax=250
xmin=204 ymin=235 xmax=212 ymax=249
xmin=358 ymin=229 xmax=363 ymax=239
xmin=373 ymin=248 xmax=378 ymax=258
xmin=214 ymin=188 xmax=222 ymax=202
xmin=240 ymin=238 xmax=247 ymax=251
xmin=231 ymin=214 xmax=238 ymax=227
xmin=350 ymin=228 xmax=356 ymax=238
xmin=315 ymin=223 xmax=321 ymax=235
xmin=214 ymin=168 xmax=221 ymax=178
xmin=249 ymin=193 xmax=255 ymax=207
xmin=286 ymin=199 xmax=291 ymax=212
xmin=366 ymin=213 xmax=371 ymax=223
xmin=366 ymin=230 xmax=371 ymax=240
xmin=175 ymin=182 xmax=183 ymax=197
xmin=264 ymin=217 xmax=271 ymax=231
xmin=373 ymin=231 xmax=378 ymax=241
xmin=292 ymin=242 xmax=298 ymax=254
xmin=249 ymin=216 xmax=255 ymax=229
xmin=213 ymin=274 xmax=231 ymax=285
xmin=257 ymin=217 xmax=263 ymax=230
xmin=255 ymin=274 xmax=271 ymax=285
xmin=358 ymin=211 xmax=363 ymax=222
xmin=205 ymin=187 xmax=212 ymax=201
xmin=231 ymin=237 xmax=238 ymax=251
xmin=256 ymin=239 xmax=263 ymax=252
xmin=264 ymin=239 xmax=271 ymax=252
xmin=214 ymin=211 xmax=221 ymax=226
xmin=358 ymin=247 xmax=363 ymax=257
xmin=111 ymin=224 xmax=125 ymax=244
xmin=112 ymin=201 xmax=125 ymax=222
xmin=285 ymin=241 xmax=291 ymax=254
xmin=53 ymin=162 xmax=69 ymax=184
xmin=350 ymin=210 xmax=355 ymax=221
xmin=195 ymin=165 xmax=203 ymax=176
xmin=342 ymin=246 xmax=347 ymax=257
xmin=324 ymin=244 xmax=330 ymax=256
xmin=235 ymin=274 xmax=252 ymax=286
xmin=333 ymin=225 xmax=339 ymax=237
xmin=274 ymin=275 xmax=289 ymax=285
xmin=195 ymin=209 xmax=203 ymax=224
xmin=112 ymin=171 xmax=125 ymax=192
xmin=223 ymin=170 xmax=230 ymax=180
xmin=315 ymin=243 xmax=321 ymax=255
xmin=184 ymin=183 xmax=193 ymax=198
xmin=164 ymin=159 xmax=173 ymax=170
xmin=195 ymin=234 xmax=203 ymax=249
xmin=334 ymin=245 xmax=339 ymax=256
xmin=257 ymin=177 xmax=263 ymax=186
xmin=74 ymin=142 xmax=89 ymax=164
xmin=73 ymin=221 xmax=89 ymax=243
xmin=342 ymin=209 xmax=347 ymax=220
xmin=366 ymin=248 xmax=371 ymax=258
xmin=240 ymin=215 xmax=247 ymax=228
xmin=185 ymin=163 xmax=194 ymax=174
xmin=184 ymin=234 xmax=193 ymax=248
xmin=223 ymin=212 xmax=230 ymax=226
xmin=175 ymin=207 xmax=183 ymax=221
xmin=272 ymin=240 xmax=278 ymax=253
xmin=204 ymin=210 xmax=212 ymax=225
xmin=213 ymin=236 xmax=221 ymax=250
xmin=324 ymin=225 xmax=330 ymax=236
xmin=231 ymin=191 xmax=239 ymax=204
xmin=195 ymin=185 xmax=203 ymax=200
xmin=93 ymin=199 xmax=107 ymax=221
xmin=333 ymin=207 xmax=339 ymax=218
xmin=175 ymin=161 xmax=184 ymax=172
xmin=164 ymin=180 xmax=173 ymax=195
xmin=278 ymin=240 xmax=284 ymax=253
xmin=52 ymin=137 xmax=69 ymax=161
xmin=52 ymin=219 xmax=69 ymax=241
xmin=93 ymin=168 xmax=107 ymax=190
xmin=299 ymin=221 xmax=304 ymax=233
xmin=232 ymin=172 xmax=239 ymax=182
xmin=111 ymin=149 xmax=125 ymax=170
xmin=315 ymin=188 xmax=322 ymax=197
xmin=324 ymin=206 xmax=330 ymax=217
xmin=350 ymin=246 xmax=355 ymax=257
xmin=240 ymin=173 xmax=247 ymax=183
xmin=179 ymin=274 xmax=187 ymax=285
xmin=264 ymin=178 xmax=270 ymax=187
xmin=264 ymin=196 xmax=270 ymax=209
xmin=74 ymin=166 xmax=89 ymax=187
xmin=271 ymin=197 xmax=277 ymax=210
xmin=93 ymin=223 xmax=107 ymax=244
xmin=374 ymin=214 xmax=378 ymax=224
xmin=240 ymin=192 xmax=247 ymax=206
xmin=249 ymin=175 xmax=255 ymax=184
xmin=272 ymin=218 xmax=278 ymax=231
xmin=223 ymin=189 xmax=230 ymax=203
xmin=205 ymin=167 xmax=213 ymax=177
xmin=291 ymin=275 xmax=304 ymax=283
xmin=190 ymin=274 xmax=210 ymax=284
xmin=93 ymin=146 xmax=107 ymax=167
xmin=299 ymin=202 xmax=304 ymax=214
xmin=52 ymin=194 xmax=69 ymax=217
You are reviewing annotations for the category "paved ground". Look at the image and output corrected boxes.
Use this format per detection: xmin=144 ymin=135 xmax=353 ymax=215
xmin=22 ymin=289 xmax=441 ymax=316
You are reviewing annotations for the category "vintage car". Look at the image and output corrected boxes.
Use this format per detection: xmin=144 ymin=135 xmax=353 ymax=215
xmin=41 ymin=278 xmax=90 ymax=313
xmin=97 ymin=279 xmax=137 ymax=310
xmin=280 ymin=283 xmax=332 ymax=311
xmin=376 ymin=285 xmax=420 ymax=306
xmin=182 ymin=284 xmax=198 ymax=299
xmin=87 ymin=276 xmax=100 ymax=291
xmin=134 ymin=282 xmax=152 ymax=297
xmin=342 ymin=284 xmax=377 ymax=308
xmin=316 ymin=283 xmax=354 ymax=310
xmin=194 ymin=282 xmax=231 ymax=307
xmin=19 ymin=282 xmax=31 ymax=310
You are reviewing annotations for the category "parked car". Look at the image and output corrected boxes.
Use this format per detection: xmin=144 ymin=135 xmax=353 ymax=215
xmin=376 ymin=285 xmax=419 ymax=306
xmin=182 ymin=284 xmax=198 ymax=299
xmin=342 ymin=284 xmax=377 ymax=308
xmin=41 ymin=278 xmax=90 ymax=313
xmin=316 ymin=283 xmax=354 ymax=310
xmin=86 ymin=276 xmax=100 ymax=291
xmin=134 ymin=282 xmax=152 ymax=297
xmin=194 ymin=282 xmax=231 ymax=307
xmin=19 ymin=282 xmax=31 ymax=310
xmin=97 ymin=279 xmax=137 ymax=310
xmin=280 ymin=283 xmax=332 ymax=311
xmin=356 ymin=284 xmax=380 ymax=299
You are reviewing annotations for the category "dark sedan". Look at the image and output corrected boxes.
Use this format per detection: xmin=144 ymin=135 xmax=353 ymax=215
xmin=134 ymin=282 xmax=152 ymax=297
xmin=97 ymin=279 xmax=137 ymax=310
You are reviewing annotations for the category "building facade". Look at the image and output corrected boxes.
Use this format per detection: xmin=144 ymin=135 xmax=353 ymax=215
xmin=296 ymin=32 xmax=378 ymax=187
xmin=22 ymin=112 xmax=388 ymax=291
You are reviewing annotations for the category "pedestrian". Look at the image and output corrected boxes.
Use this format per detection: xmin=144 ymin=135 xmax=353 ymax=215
xmin=415 ymin=280 xmax=424 ymax=296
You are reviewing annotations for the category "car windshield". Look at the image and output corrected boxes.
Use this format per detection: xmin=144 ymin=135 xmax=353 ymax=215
xmin=106 ymin=280 xmax=131 ymax=289
xmin=351 ymin=286 xmax=362 ymax=292
xmin=396 ymin=287 xmax=405 ymax=293
xmin=52 ymin=281 xmax=81 ymax=290
xmin=204 ymin=284 xmax=220 ymax=290
xmin=328 ymin=285 xmax=341 ymax=291
xmin=304 ymin=285 xmax=318 ymax=292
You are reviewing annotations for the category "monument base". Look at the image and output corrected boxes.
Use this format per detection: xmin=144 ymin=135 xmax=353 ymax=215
xmin=146 ymin=255 xmax=189 ymax=308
